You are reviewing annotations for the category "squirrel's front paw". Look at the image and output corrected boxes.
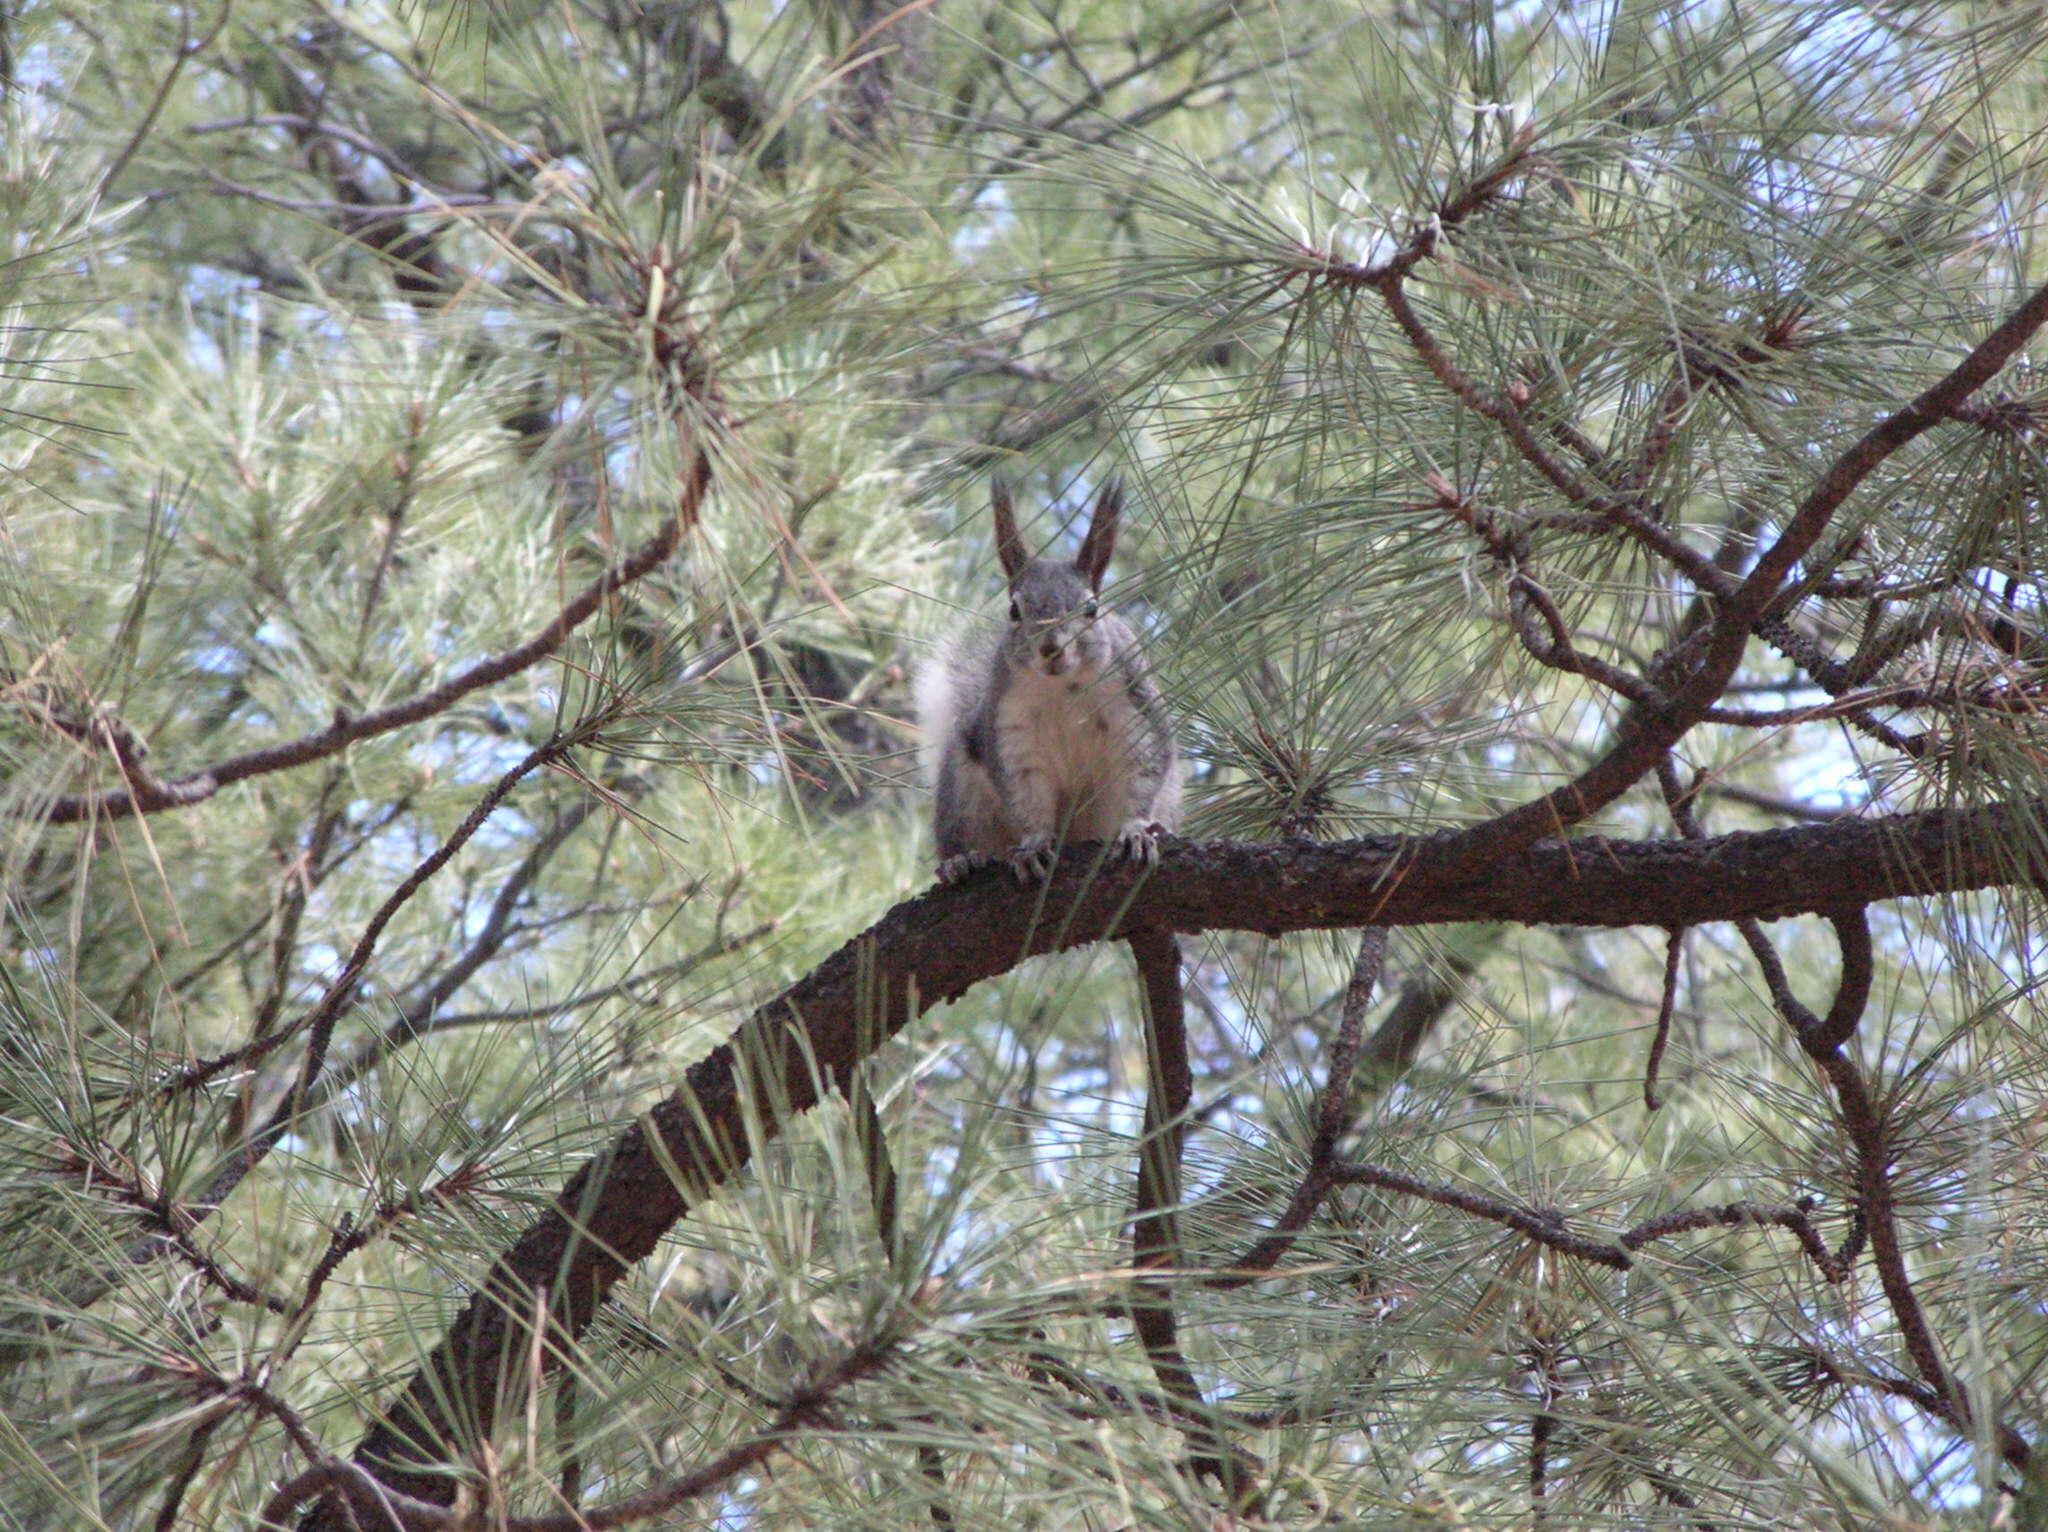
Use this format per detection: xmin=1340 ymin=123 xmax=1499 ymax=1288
xmin=936 ymin=851 xmax=996 ymax=885
xmin=1008 ymin=835 xmax=1057 ymax=882
xmin=1112 ymin=820 xmax=1165 ymax=866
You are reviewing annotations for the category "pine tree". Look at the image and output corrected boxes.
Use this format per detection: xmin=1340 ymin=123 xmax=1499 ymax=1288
xmin=4 ymin=3 xmax=2047 ymax=1527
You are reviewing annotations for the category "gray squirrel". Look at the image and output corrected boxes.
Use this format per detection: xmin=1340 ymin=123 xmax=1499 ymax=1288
xmin=918 ymin=481 xmax=1190 ymax=1390
xmin=917 ymin=478 xmax=1181 ymax=883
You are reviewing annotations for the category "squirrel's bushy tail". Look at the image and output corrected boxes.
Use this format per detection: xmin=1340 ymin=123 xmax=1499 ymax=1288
xmin=910 ymin=651 xmax=954 ymax=789
xmin=912 ymin=620 xmax=999 ymax=789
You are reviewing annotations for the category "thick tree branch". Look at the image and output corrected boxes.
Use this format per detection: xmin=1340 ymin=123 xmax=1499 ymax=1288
xmin=1404 ymin=251 xmax=2048 ymax=878
xmin=316 ymin=800 xmax=2046 ymax=1522
xmin=1321 ymin=152 xmax=2048 ymax=882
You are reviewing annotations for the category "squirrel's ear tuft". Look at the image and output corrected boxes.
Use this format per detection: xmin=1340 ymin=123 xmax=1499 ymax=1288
xmin=1077 ymin=478 xmax=1123 ymax=589
xmin=990 ymin=478 xmax=1030 ymax=580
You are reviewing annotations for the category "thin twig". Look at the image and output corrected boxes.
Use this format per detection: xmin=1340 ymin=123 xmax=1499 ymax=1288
xmin=1643 ymin=928 xmax=1684 ymax=1111
xmin=1347 ymin=156 xmax=2048 ymax=877
xmin=1723 ymin=900 xmax=2018 ymax=1462
xmin=1528 ymin=1325 xmax=1561 ymax=1521
xmin=96 ymin=1 xmax=233 ymax=202
xmin=173 ymin=737 xmax=581 ymax=1096
xmin=103 ymin=731 xmax=589 ymax=1310
xmin=1220 ymin=929 xmax=1388 ymax=1283
xmin=150 ymin=1414 xmax=222 ymax=1532
xmin=36 ymin=452 xmax=708 ymax=824
xmin=1122 ymin=928 xmax=1259 ymax=1503
xmin=263 ymin=1336 xmax=904 ymax=1532
xmin=1329 ymin=1159 xmax=1630 ymax=1268
xmin=1619 ymin=1199 xmax=1849 ymax=1283
xmin=1798 ymin=1346 xmax=2030 ymax=1469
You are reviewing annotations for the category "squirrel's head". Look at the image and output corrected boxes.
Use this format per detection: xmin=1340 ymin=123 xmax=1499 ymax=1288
xmin=992 ymin=479 xmax=1122 ymax=678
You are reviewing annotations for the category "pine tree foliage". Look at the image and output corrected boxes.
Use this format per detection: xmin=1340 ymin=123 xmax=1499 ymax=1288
xmin=3 ymin=1 xmax=2048 ymax=1527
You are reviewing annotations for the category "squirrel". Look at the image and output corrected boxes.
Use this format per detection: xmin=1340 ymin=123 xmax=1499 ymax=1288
xmin=916 ymin=478 xmax=1181 ymax=884
xmin=917 ymin=479 xmax=1193 ymax=1428
xmin=917 ymin=480 xmax=1193 ymax=1425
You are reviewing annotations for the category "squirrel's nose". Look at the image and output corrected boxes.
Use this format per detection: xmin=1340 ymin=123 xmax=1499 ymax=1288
xmin=1039 ymin=637 xmax=1059 ymax=659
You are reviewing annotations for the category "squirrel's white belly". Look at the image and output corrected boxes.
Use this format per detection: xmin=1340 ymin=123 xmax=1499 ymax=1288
xmin=995 ymin=663 xmax=1142 ymax=843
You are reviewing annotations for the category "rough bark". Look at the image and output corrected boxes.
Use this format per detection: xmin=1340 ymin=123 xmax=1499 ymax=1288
xmin=313 ymin=799 xmax=2045 ymax=1526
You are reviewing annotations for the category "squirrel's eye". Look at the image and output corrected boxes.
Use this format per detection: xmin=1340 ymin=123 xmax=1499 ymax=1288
xmin=1084 ymin=600 xmax=1098 ymax=620
xmin=1009 ymin=600 xmax=1020 ymax=622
